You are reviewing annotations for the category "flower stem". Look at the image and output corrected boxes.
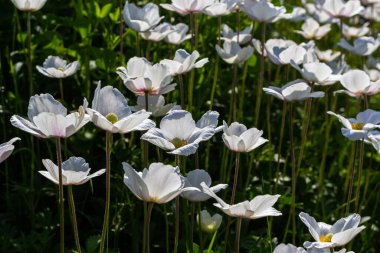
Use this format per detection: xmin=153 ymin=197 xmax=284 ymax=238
xmin=235 ymin=218 xmax=242 ymax=253
xmin=100 ymin=132 xmax=112 ymax=253
xmin=59 ymin=78 xmax=64 ymax=101
xmin=275 ymin=102 xmax=287 ymax=193
xmin=118 ymin=0 xmax=124 ymax=57
xmin=55 ymin=138 xmax=64 ymax=253
xmin=27 ymin=11 xmax=33 ymax=97
xmin=189 ymin=202 xmax=195 ymax=253
xmin=207 ymin=231 xmax=217 ymax=253
xmin=197 ymin=203 xmax=204 ymax=252
xmin=289 ymin=103 xmax=297 ymax=244
xmin=68 ymin=185 xmax=81 ymax=253
xmin=174 ymin=155 xmax=180 ymax=253
xmin=254 ymin=22 xmax=266 ymax=127
xmin=346 ymin=141 xmax=358 ymax=215
xmin=230 ymin=152 xmax=240 ymax=205
xmin=136 ymin=31 xmax=140 ymax=57
xmin=144 ymin=92 xmax=149 ymax=167
xmin=178 ymin=74 xmax=185 ymax=109
xmin=143 ymin=202 xmax=154 ymax=253
xmin=355 ymin=140 xmax=364 ymax=213
xmin=228 ymin=64 xmax=238 ymax=123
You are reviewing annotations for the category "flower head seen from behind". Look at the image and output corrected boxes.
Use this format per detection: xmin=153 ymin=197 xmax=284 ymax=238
xmin=299 ymin=212 xmax=365 ymax=249
xmin=273 ymin=243 xmax=306 ymax=253
xmin=123 ymin=162 xmax=184 ymax=204
xmin=39 ymin=157 xmax=105 ymax=185
xmin=86 ymin=82 xmax=154 ymax=134
xmin=11 ymin=0 xmax=47 ymax=12
xmin=160 ymin=0 xmax=214 ymax=15
xmin=291 ymin=61 xmax=341 ymax=86
xmin=294 ymin=18 xmax=331 ymax=40
xmin=165 ymin=23 xmax=191 ymax=45
xmin=201 ymin=182 xmax=282 ymax=219
xmin=0 ymin=138 xmax=21 ymax=164
xmin=216 ymin=41 xmax=253 ymax=64
xmin=197 ymin=210 xmax=222 ymax=233
xmin=131 ymin=95 xmax=177 ymax=117
xmin=123 ymin=2 xmax=163 ymax=32
xmin=140 ymin=23 xmax=173 ymax=42
xmin=335 ymin=69 xmax=380 ymax=97
xmin=338 ymin=35 xmax=380 ymax=56
xmin=160 ymin=49 xmax=208 ymax=76
xmin=10 ymin=94 xmax=89 ymax=138
xmin=321 ymin=0 xmax=363 ymax=18
xmin=36 ymin=56 xmax=79 ymax=79
xmin=242 ymin=0 xmax=286 ymax=23
xmin=222 ymin=121 xmax=268 ymax=153
xmin=221 ymin=24 xmax=253 ymax=45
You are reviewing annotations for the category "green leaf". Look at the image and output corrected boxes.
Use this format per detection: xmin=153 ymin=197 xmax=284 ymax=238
xmin=99 ymin=3 xmax=113 ymax=19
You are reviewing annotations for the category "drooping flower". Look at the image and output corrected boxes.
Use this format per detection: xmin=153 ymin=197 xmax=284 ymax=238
xmin=160 ymin=49 xmax=208 ymax=76
xmin=86 ymin=82 xmax=154 ymax=134
xmin=181 ymin=169 xmax=228 ymax=202
xmin=39 ymin=157 xmax=105 ymax=185
xmin=131 ymin=95 xmax=178 ymax=117
xmin=222 ymin=121 xmax=268 ymax=152
xmin=160 ymin=0 xmax=214 ymax=15
xmin=122 ymin=162 xmax=185 ymax=204
xmin=221 ymin=24 xmax=253 ymax=45
xmin=36 ymin=56 xmax=80 ymax=78
xmin=299 ymin=212 xmax=365 ymax=249
xmin=327 ymin=109 xmax=380 ymax=141
xmin=0 ymin=138 xmax=21 ymax=164
xmin=123 ymin=2 xmax=163 ymax=32
xmin=197 ymin=210 xmax=222 ymax=233
xmin=165 ymin=23 xmax=192 ymax=45
xmin=263 ymin=79 xmax=325 ymax=101
xmin=140 ymin=23 xmax=174 ymax=42
xmin=141 ymin=110 xmax=216 ymax=156
xmin=11 ymin=0 xmax=47 ymax=12
xmin=10 ymin=94 xmax=89 ymax=138
xmin=216 ymin=41 xmax=253 ymax=64
xmin=291 ymin=61 xmax=341 ymax=86
xmin=335 ymin=69 xmax=380 ymax=97
xmin=321 ymin=0 xmax=364 ymax=18
xmin=242 ymin=0 xmax=286 ymax=23
xmin=201 ymin=182 xmax=282 ymax=219
xmin=295 ymin=18 xmax=331 ymax=40
xmin=338 ymin=35 xmax=380 ymax=56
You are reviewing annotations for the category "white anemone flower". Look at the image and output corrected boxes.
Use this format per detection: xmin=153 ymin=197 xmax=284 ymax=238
xmin=252 ymin=38 xmax=295 ymax=58
xmin=160 ymin=49 xmax=208 ymax=76
xmin=131 ymin=95 xmax=178 ymax=117
xmin=265 ymin=42 xmax=307 ymax=65
xmin=122 ymin=162 xmax=185 ymax=204
xmin=181 ymin=169 xmax=228 ymax=202
xmin=203 ymin=0 xmax=237 ymax=16
xmin=291 ymin=61 xmax=341 ymax=86
xmin=321 ymin=0 xmax=364 ymax=18
xmin=10 ymin=94 xmax=89 ymax=138
xmin=140 ymin=23 xmax=174 ymax=42
xmin=367 ymin=131 xmax=380 ymax=153
xmin=116 ymin=57 xmax=151 ymax=82
xmin=361 ymin=3 xmax=380 ymax=22
xmin=196 ymin=110 xmax=223 ymax=132
xmin=141 ymin=110 xmax=216 ymax=156
xmin=36 ymin=56 xmax=80 ymax=78
xmin=0 ymin=138 xmax=21 ymax=164
xmin=40 ymin=157 xmax=105 ymax=185
xmin=11 ymin=0 xmax=47 ymax=12
xmin=160 ymin=0 xmax=214 ymax=15
xmin=335 ymin=69 xmax=380 ymax=97
xmin=303 ymin=2 xmax=334 ymax=24
xmin=86 ymin=83 xmax=154 ymax=134
xmin=299 ymin=212 xmax=365 ymax=249
xmin=263 ymin=79 xmax=325 ymax=101
xmin=314 ymin=48 xmax=341 ymax=62
xmin=201 ymin=182 xmax=282 ymax=219
xmin=242 ymin=0 xmax=286 ymax=23
xmin=365 ymin=67 xmax=380 ymax=82
xmin=123 ymin=2 xmax=163 ymax=32
xmin=273 ymin=243 xmax=307 ymax=253
xmin=281 ymin=6 xmax=307 ymax=22
xmin=216 ymin=41 xmax=253 ymax=64
xmin=165 ymin=23 xmax=192 ymax=45
xmin=197 ymin=210 xmax=222 ymax=233
xmin=327 ymin=109 xmax=380 ymax=141
xmin=338 ymin=35 xmax=380 ymax=56
xmin=295 ymin=18 xmax=331 ymax=40
xmin=222 ymin=121 xmax=268 ymax=153
xmin=221 ymin=24 xmax=253 ymax=45
xmin=342 ymin=23 xmax=370 ymax=39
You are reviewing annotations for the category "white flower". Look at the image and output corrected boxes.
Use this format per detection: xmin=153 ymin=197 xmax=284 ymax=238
xmin=123 ymin=2 xmax=163 ymax=32
xmin=197 ymin=210 xmax=222 ymax=233
xmin=365 ymin=67 xmax=380 ymax=82
xmin=131 ymin=95 xmax=177 ymax=117
xmin=299 ymin=212 xmax=365 ymax=249
xmin=10 ymin=94 xmax=89 ymax=138
xmin=0 ymin=138 xmax=21 ymax=164
xmin=291 ymin=61 xmax=341 ymax=86
xmin=314 ymin=48 xmax=341 ymax=62
xmin=140 ymin=23 xmax=174 ymax=42
xmin=36 ymin=56 xmax=79 ymax=78
xmin=327 ymin=109 xmax=380 ymax=141
xmin=196 ymin=110 xmax=223 ymax=132
xmin=321 ymin=0 xmax=364 ymax=18
xmin=335 ymin=69 xmax=380 ymax=97
xmin=201 ymin=182 xmax=282 ymax=219
xmin=141 ymin=110 xmax=216 ymax=156
xmin=263 ymin=79 xmax=325 ymax=101
xmin=40 ymin=157 xmax=105 ymax=185
xmin=221 ymin=24 xmax=253 ymax=45
xmin=216 ymin=41 xmax=253 ymax=64
xmin=11 ymin=0 xmax=47 ymax=11
xmin=273 ymin=243 xmax=307 ymax=253
xmin=181 ymin=169 xmax=228 ymax=202
xmin=165 ymin=23 xmax=192 ymax=45
xmin=303 ymin=2 xmax=335 ymax=24
xmin=252 ymin=38 xmax=295 ymax=58
xmin=295 ymin=18 xmax=331 ymax=40
xmin=242 ymin=0 xmax=286 ymax=23
xmin=160 ymin=49 xmax=208 ymax=76
xmin=361 ymin=3 xmax=380 ymax=22
xmin=281 ymin=6 xmax=307 ymax=22
xmin=122 ymin=162 xmax=185 ymax=204
xmin=338 ymin=35 xmax=380 ymax=56
xmin=367 ymin=131 xmax=380 ymax=153
xmin=116 ymin=57 xmax=151 ymax=82
xmin=160 ymin=0 xmax=214 ymax=15
xmin=342 ymin=23 xmax=370 ymax=39
xmin=86 ymin=82 xmax=154 ymax=134
xmin=222 ymin=121 xmax=268 ymax=152
xmin=265 ymin=40 xmax=307 ymax=65
xmin=203 ymin=0 xmax=237 ymax=16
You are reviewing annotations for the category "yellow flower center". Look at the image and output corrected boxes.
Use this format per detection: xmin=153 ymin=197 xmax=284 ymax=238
xmin=351 ymin=123 xmax=364 ymax=130
xmin=58 ymin=67 xmax=65 ymax=72
xmin=106 ymin=113 xmax=119 ymax=124
xmin=171 ymin=138 xmax=188 ymax=148
xmin=319 ymin=233 xmax=333 ymax=242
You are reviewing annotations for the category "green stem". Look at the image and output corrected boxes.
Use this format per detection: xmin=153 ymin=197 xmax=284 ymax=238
xmin=235 ymin=218 xmax=242 ymax=253
xmin=198 ymin=203 xmax=204 ymax=252
xmin=346 ymin=141 xmax=357 ymax=216
xmin=136 ymin=32 xmax=140 ymax=57
xmin=143 ymin=202 xmax=154 ymax=253
xmin=190 ymin=203 xmax=195 ymax=253
xmin=355 ymin=140 xmax=364 ymax=213
xmin=100 ymin=132 xmax=112 ymax=253
xmin=230 ymin=152 xmax=240 ymax=205
xmin=207 ymin=231 xmax=217 ymax=253
xmin=289 ymin=103 xmax=296 ymax=244
xmin=27 ymin=11 xmax=33 ymax=96
xmin=178 ymin=74 xmax=185 ymax=109
xmin=56 ymin=138 xmax=64 ymax=253
xmin=228 ymin=64 xmax=238 ymax=123
xmin=254 ymin=22 xmax=266 ymax=127
xmin=59 ymin=78 xmax=64 ymax=101
xmin=174 ymin=155 xmax=180 ymax=253
xmin=144 ymin=92 xmax=149 ymax=167
xmin=275 ymin=102 xmax=287 ymax=193
xmin=68 ymin=186 xmax=81 ymax=253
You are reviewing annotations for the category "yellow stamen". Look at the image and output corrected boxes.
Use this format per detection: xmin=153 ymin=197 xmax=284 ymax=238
xmin=351 ymin=123 xmax=364 ymax=130
xmin=171 ymin=138 xmax=188 ymax=148
xmin=106 ymin=113 xmax=119 ymax=124
xmin=319 ymin=233 xmax=333 ymax=242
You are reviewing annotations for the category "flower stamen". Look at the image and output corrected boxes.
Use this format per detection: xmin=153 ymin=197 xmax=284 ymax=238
xmin=351 ymin=122 xmax=364 ymax=130
xmin=319 ymin=232 xmax=333 ymax=242
xmin=171 ymin=138 xmax=188 ymax=148
xmin=106 ymin=113 xmax=119 ymax=124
